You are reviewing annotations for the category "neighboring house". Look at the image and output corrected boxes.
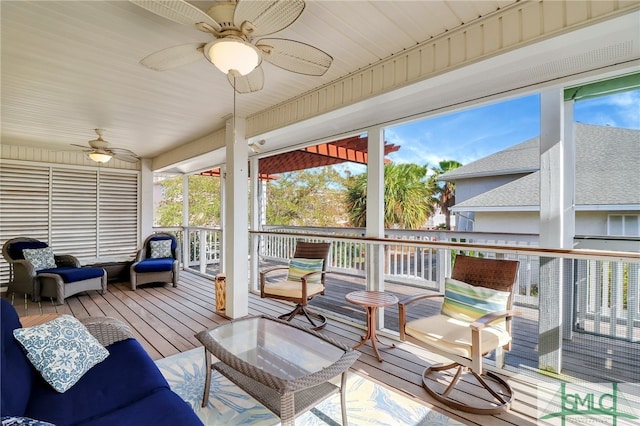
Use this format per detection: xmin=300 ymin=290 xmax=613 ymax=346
xmin=439 ymin=123 xmax=640 ymax=237
xmin=425 ymin=206 xmax=456 ymax=229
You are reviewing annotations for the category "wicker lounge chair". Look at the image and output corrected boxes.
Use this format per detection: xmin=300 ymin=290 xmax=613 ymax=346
xmin=2 ymin=237 xmax=106 ymax=304
xmin=398 ymin=254 xmax=520 ymax=414
xmin=130 ymin=233 xmax=180 ymax=290
xmin=260 ymin=241 xmax=331 ymax=330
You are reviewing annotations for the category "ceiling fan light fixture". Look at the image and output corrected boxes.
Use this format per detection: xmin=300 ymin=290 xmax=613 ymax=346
xmin=88 ymin=151 xmax=113 ymax=163
xmin=205 ymin=38 xmax=260 ymax=76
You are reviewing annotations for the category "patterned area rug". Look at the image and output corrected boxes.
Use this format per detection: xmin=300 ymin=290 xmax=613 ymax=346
xmin=156 ymin=348 xmax=462 ymax=425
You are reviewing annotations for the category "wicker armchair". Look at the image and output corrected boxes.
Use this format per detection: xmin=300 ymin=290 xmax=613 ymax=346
xmin=260 ymin=241 xmax=331 ymax=330
xmin=398 ymin=254 xmax=520 ymax=414
xmin=2 ymin=237 xmax=106 ymax=304
xmin=130 ymin=233 xmax=180 ymax=290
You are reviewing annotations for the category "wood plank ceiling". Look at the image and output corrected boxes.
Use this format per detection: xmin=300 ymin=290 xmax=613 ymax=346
xmin=1 ymin=1 xmax=517 ymax=160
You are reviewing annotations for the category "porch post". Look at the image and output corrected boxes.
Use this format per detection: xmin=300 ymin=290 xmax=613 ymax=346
xmin=366 ymin=126 xmax=385 ymax=328
xmin=139 ymin=158 xmax=154 ymax=246
xmin=219 ymin=165 xmax=226 ymax=272
xmin=223 ymin=116 xmax=249 ymax=318
xmin=538 ymin=88 xmax=576 ymax=373
xmin=182 ymin=176 xmax=191 ymax=271
xmin=562 ymin=100 xmax=576 ymax=342
xmin=249 ymin=156 xmax=260 ymax=293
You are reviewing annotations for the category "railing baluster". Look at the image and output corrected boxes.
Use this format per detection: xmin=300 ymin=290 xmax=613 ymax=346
xmin=628 ymin=263 xmax=639 ymax=342
xmin=576 ymin=260 xmax=588 ymax=331
xmin=154 ymin=225 xmax=639 ymax=344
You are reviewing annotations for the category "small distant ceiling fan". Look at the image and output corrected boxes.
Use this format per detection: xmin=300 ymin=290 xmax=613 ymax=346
xmin=130 ymin=0 xmax=333 ymax=93
xmin=72 ymin=129 xmax=140 ymax=163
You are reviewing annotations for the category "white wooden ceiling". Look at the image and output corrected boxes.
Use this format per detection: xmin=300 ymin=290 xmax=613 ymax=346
xmin=0 ymin=0 xmax=519 ymax=158
xmin=1 ymin=1 xmax=638 ymax=169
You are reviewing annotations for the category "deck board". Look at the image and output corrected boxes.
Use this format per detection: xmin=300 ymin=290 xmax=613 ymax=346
xmin=4 ymin=270 xmax=638 ymax=426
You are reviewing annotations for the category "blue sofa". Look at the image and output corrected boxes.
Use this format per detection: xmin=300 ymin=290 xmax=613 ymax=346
xmin=0 ymin=299 xmax=203 ymax=426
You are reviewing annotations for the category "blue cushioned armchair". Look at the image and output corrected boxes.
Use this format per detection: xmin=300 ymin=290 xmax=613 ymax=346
xmin=130 ymin=233 xmax=180 ymax=291
xmin=2 ymin=237 xmax=107 ymax=305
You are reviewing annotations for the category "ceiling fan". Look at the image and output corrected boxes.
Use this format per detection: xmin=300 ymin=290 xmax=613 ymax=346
xmin=71 ymin=129 xmax=140 ymax=163
xmin=130 ymin=0 xmax=333 ymax=93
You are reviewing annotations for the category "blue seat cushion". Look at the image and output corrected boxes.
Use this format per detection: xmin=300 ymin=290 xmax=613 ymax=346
xmin=24 ymin=339 xmax=173 ymax=425
xmin=1 ymin=299 xmax=35 ymax=417
xmin=73 ymin=388 xmax=203 ymax=426
xmin=134 ymin=258 xmax=174 ymax=273
xmin=38 ymin=266 xmax=104 ymax=283
xmin=9 ymin=241 xmax=48 ymax=260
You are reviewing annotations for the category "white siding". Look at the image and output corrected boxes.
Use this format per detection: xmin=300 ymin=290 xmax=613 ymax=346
xmin=577 ymin=211 xmax=610 ymax=236
xmin=474 ymin=211 xmax=540 ymax=234
xmin=473 ymin=211 xmax=640 ymax=237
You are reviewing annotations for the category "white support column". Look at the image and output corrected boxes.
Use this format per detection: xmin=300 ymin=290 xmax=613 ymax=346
xmin=182 ymin=175 xmax=189 ymax=227
xmin=219 ymin=165 xmax=226 ymax=272
xmin=562 ymin=100 xmax=577 ymax=342
xmin=182 ymin=175 xmax=190 ymax=270
xmin=223 ymin=117 xmax=249 ymax=319
xmin=260 ymin=180 xmax=267 ymax=226
xmin=366 ymin=126 xmax=385 ymax=329
xmin=139 ymin=158 xmax=154 ymax=245
xmin=538 ymin=88 xmax=576 ymax=373
xmin=249 ymin=156 xmax=260 ymax=293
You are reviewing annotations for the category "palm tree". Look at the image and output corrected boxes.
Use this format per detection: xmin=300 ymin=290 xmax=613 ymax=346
xmin=345 ymin=163 xmax=435 ymax=229
xmin=430 ymin=160 xmax=462 ymax=230
xmin=345 ymin=163 xmax=435 ymax=274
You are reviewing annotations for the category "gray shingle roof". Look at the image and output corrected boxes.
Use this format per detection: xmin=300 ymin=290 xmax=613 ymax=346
xmin=439 ymin=137 xmax=539 ymax=180
xmin=450 ymin=124 xmax=640 ymax=210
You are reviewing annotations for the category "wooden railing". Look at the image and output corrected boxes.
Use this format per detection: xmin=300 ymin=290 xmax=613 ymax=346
xmin=259 ymin=226 xmax=541 ymax=304
xmin=154 ymin=225 xmax=640 ymax=343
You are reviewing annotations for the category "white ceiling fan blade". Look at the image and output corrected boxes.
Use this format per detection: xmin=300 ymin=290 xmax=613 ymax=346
xmin=140 ymin=43 xmax=206 ymax=71
xmin=110 ymin=147 xmax=140 ymax=157
xmin=257 ymin=39 xmax=332 ymax=76
xmin=234 ymin=0 xmax=304 ymax=37
xmin=70 ymin=143 xmax=91 ymax=151
xmin=228 ymin=67 xmax=264 ymax=93
xmin=110 ymin=147 xmax=140 ymax=163
xmin=130 ymin=0 xmax=221 ymax=32
xmin=113 ymin=154 xmax=141 ymax=163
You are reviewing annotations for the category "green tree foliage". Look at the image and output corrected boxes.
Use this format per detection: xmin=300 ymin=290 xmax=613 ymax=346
xmin=345 ymin=172 xmax=367 ymax=227
xmin=430 ymin=160 xmax=462 ymax=230
xmin=345 ymin=163 xmax=436 ymax=229
xmin=266 ymin=166 xmax=348 ymax=226
xmin=156 ymin=175 xmax=221 ymax=227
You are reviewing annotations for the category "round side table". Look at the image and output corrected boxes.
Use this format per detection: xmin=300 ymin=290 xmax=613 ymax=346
xmin=345 ymin=290 xmax=398 ymax=362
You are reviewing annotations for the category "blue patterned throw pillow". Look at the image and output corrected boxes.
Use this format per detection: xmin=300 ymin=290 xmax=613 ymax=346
xmin=13 ymin=315 xmax=109 ymax=393
xmin=149 ymin=239 xmax=172 ymax=259
xmin=287 ymin=258 xmax=324 ymax=284
xmin=1 ymin=417 xmax=56 ymax=426
xmin=22 ymin=247 xmax=56 ymax=271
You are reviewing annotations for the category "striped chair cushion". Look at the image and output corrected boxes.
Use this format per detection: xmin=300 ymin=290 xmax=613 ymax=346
xmin=287 ymin=258 xmax=324 ymax=284
xmin=440 ymin=277 xmax=510 ymax=324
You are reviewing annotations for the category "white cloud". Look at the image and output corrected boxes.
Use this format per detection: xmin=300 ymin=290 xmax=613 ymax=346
xmin=575 ymin=90 xmax=640 ymax=129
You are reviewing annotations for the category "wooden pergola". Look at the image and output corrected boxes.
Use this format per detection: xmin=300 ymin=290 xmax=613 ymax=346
xmin=200 ymin=135 xmax=400 ymax=178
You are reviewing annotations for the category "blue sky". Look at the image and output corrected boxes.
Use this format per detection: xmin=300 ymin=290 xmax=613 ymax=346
xmin=384 ymin=89 xmax=640 ymax=168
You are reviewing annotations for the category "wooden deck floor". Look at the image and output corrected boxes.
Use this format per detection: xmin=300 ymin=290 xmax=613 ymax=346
xmin=4 ymin=270 xmax=637 ymax=426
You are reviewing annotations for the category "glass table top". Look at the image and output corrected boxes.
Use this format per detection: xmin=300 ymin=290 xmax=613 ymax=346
xmin=201 ymin=316 xmax=346 ymax=380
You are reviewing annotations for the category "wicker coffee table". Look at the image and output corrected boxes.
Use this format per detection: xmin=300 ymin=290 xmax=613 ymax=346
xmin=195 ymin=315 xmax=359 ymax=426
